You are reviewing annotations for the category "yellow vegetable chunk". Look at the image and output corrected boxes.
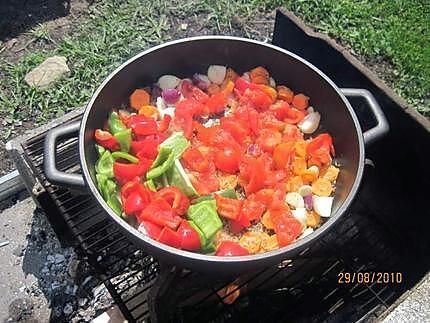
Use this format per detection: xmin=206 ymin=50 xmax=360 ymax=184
xmin=311 ymin=178 xmax=333 ymax=196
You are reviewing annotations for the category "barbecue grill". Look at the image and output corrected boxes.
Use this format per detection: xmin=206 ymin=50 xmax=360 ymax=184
xmin=7 ymin=10 xmax=430 ymax=322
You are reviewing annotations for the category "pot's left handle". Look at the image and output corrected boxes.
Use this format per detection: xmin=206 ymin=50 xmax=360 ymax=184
xmin=44 ymin=120 xmax=86 ymax=188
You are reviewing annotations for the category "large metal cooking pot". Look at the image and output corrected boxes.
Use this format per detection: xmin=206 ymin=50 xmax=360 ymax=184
xmin=44 ymin=36 xmax=388 ymax=273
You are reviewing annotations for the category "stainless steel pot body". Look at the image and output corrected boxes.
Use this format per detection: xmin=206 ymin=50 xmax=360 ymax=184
xmin=44 ymin=36 xmax=388 ymax=273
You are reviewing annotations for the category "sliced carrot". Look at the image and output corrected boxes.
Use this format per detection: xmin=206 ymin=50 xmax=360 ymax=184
xmin=261 ymin=234 xmax=278 ymax=252
xmin=130 ymin=89 xmax=150 ymax=110
xmin=294 ymin=140 xmax=308 ymax=158
xmin=225 ymin=67 xmax=239 ymax=82
xmin=301 ymin=166 xmax=319 ymax=183
xmin=293 ymin=157 xmax=307 ymax=175
xmin=311 ymin=178 xmax=333 ymax=196
xmin=276 ymin=85 xmax=294 ymax=103
xmin=250 ymin=66 xmax=269 ymax=85
xmin=321 ymin=165 xmax=340 ymax=182
xmin=221 ymin=80 xmax=235 ymax=94
xmin=259 ymin=85 xmax=277 ymax=102
xmin=239 ymin=231 xmax=263 ymax=254
xmin=285 ymin=176 xmax=303 ymax=192
xmin=292 ymin=93 xmax=309 ymax=111
xmin=261 ymin=211 xmax=275 ymax=230
xmin=207 ymin=83 xmax=221 ymax=95
xmin=306 ymin=211 xmax=320 ymax=228
xmin=138 ymin=105 xmax=159 ymax=119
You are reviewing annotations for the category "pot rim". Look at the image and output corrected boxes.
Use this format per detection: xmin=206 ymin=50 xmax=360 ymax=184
xmin=79 ymin=35 xmax=365 ymax=264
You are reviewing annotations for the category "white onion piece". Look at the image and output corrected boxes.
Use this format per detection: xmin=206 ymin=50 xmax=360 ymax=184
xmin=207 ymin=65 xmax=226 ymax=84
xmin=308 ymin=165 xmax=319 ymax=177
xmin=137 ymin=223 xmax=147 ymax=235
xmin=158 ymin=75 xmax=180 ymax=90
xmin=307 ymin=106 xmax=315 ymax=114
xmin=156 ymin=96 xmax=166 ymax=111
xmin=269 ymin=77 xmax=276 ymax=88
xmin=312 ymin=195 xmax=334 ymax=218
xmin=299 ymin=228 xmax=314 ymax=239
xmin=160 ymin=107 xmax=175 ymax=118
xmin=242 ymin=72 xmax=250 ymax=82
xmin=285 ymin=192 xmax=305 ymax=209
xmin=298 ymin=185 xmax=312 ymax=197
xmin=193 ymin=73 xmax=211 ymax=90
xmin=303 ymin=194 xmax=313 ymax=211
xmin=162 ymin=88 xmax=181 ymax=104
xmin=291 ymin=207 xmax=307 ymax=227
xmin=298 ymin=111 xmax=321 ymax=134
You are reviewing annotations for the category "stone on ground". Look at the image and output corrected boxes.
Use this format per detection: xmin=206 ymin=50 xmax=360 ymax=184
xmin=24 ymin=56 xmax=70 ymax=89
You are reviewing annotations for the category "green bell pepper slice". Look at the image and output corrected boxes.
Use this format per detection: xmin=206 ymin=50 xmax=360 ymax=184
xmin=95 ymin=144 xmax=106 ymax=157
xmin=95 ymin=150 xmax=114 ymax=178
xmin=144 ymin=179 xmax=157 ymax=192
xmin=192 ymin=189 xmax=237 ymax=204
xmin=187 ymin=200 xmax=222 ymax=240
xmin=160 ymin=132 xmax=190 ymax=159
xmin=114 ymin=128 xmax=132 ymax=152
xmin=108 ymin=111 xmax=127 ymax=135
xmin=111 ymin=151 xmax=139 ymax=163
xmin=166 ymin=160 xmax=198 ymax=198
xmin=146 ymin=146 xmax=175 ymax=180
xmin=106 ymin=194 xmax=122 ymax=216
xmin=187 ymin=220 xmax=215 ymax=253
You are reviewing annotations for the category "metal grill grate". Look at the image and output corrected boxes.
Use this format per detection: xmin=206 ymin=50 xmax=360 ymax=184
xmin=19 ymin=117 xmax=427 ymax=323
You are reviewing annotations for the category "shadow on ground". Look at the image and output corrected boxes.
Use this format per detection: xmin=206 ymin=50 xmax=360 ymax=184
xmin=0 ymin=0 xmax=72 ymax=40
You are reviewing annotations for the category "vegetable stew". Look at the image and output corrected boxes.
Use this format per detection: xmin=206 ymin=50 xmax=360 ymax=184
xmin=93 ymin=65 xmax=339 ymax=256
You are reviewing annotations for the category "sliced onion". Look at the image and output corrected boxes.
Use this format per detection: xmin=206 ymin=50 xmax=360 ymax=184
xmin=247 ymin=144 xmax=258 ymax=155
xmin=285 ymin=192 xmax=305 ymax=209
xmin=298 ymin=185 xmax=312 ymax=197
xmin=156 ymin=96 xmax=166 ymax=111
xmin=160 ymin=107 xmax=175 ymax=118
xmin=269 ymin=77 xmax=276 ymax=88
xmin=303 ymin=194 xmax=313 ymax=211
xmin=299 ymin=228 xmax=314 ymax=239
xmin=291 ymin=208 xmax=307 ymax=227
xmin=242 ymin=72 xmax=250 ymax=82
xmin=193 ymin=73 xmax=211 ymax=90
xmin=207 ymin=65 xmax=226 ymax=85
xmin=298 ymin=111 xmax=321 ymax=134
xmin=162 ymin=88 xmax=181 ymax=104
xmin=313 ymin=195 xmax=333 ymax=218
xmin=158 ymin=75 xmax=180 ymax=90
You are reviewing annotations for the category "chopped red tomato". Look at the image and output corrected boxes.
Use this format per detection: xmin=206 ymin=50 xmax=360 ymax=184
xmin=158 ymin=115 xmax=171 ymax=132
xmin=271 ymin=211 xmax=302 ymax=247
xmin=95 ymin=129 xmax=119 ymax=151
xmin=193 ymin=122 xmax=220 ymax=146
xmin=264 ymin=169 xmax=289 ymax=187
xmin=173 ymin=111 xmax=193 ymax=139
xmin=155 ymin=187 xmax=189 ymax=216
xmin=242 ymin=157 xmax=266 ymax=195
xmin=191 ymin=172 xmax=219 ymax=195
xmin=256 ymin=129 xmax=282 ymax=153
xmin=254 ymin=189 xmax=274 ymax=207
xmin=206 ymin=91 xmax=227 ymax=113
xmin=284 ymin=107 xmax=306 ymax=124
xmin=214 ymin=144 xmax=241 ymax=174
xmin=157 ymin=227 xmax=182 ymax=248
xmin=283 ymin=124 xmax=304 ymax=141
xmin=215 ymin=194 xmax=243 ymax=220
xmin=269 ymin=100 xmax=292 ymax=121
xmin=241 ymin=196 xmax=266 ymax=221
xmin=243 ymin=88 xmax=272 ymax=111
xmin=234 ymin=77 xmax=260 ymax=94
xmin=216 ymin=241 xmax=250 ymax=256
xmin=306 ymin=133 xmax=335 ymax=167
xmin=181 ymin=146 xmax=210 ymax=172
xmin=273 ymin=142 xmax=295 ymax=169
xmin=191 ymin=86 xmax=209 ymax=104
xmin=259 ymin=112 xmax=285 ymax=132
xmin=220 ymin=116 xmax=250 ymax=144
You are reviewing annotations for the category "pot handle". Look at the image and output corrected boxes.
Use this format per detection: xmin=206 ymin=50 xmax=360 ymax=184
xmin=44 ymin=120 xmax=86 ymax=188
xmin=340 ymin=88 xmax=389 ymax=145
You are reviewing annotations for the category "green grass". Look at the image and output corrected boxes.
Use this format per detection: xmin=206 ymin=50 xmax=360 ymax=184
xmin=0 ymin=0 xmax=428 ymax=140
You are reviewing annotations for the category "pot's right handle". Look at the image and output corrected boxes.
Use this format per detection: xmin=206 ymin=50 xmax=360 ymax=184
xmin=44 ymin=120 xmax=86 ymax=188
xmin=340 ymin=88 xmax=389 ymax=146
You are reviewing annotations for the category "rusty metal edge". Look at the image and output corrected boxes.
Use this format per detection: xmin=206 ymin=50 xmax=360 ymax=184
xmin=276 ymin=8 xmax=430 ymax=131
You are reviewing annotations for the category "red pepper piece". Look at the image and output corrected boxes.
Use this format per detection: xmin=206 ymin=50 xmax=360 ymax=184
xmin=214 ymin=194 xmax=243 ymax=220
xmin=157 ymin=227 xmax=182 ymax=248
xmin=125 ymin=115 xmax=158 ymax=136
xmin=113 ymin=158 xmax=152 ymax=184
xmin=215 ymin=241 xmax=250 ymax=256
xmin=155 ymin=187 xmax=190 ymax=216
xmin=206 ymin=92 xmax=227 ymax=114
xmin=158 ymin=115 xmax=171 ymax=133
xmin=191 ymin=86 xmax=209 ymax=104
xmin=95 ymin=129 xmax=119 ymax=151
xmin=138 ymin=199 xmax=182 ymax=230
xmin=131 ymin=138 xmax=159 ymax=159
xmin=271 ymin=210 xmax=302 ymax=247
xmin=241 ymin=195 xmax=266 ymax=221
xmin=120 ymin=179 xmax=153 ymax=215
xmin=177 ymin=220 xmax=201 ymax=251
xmin=140 ymin=220 xmax=163 ymax=240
